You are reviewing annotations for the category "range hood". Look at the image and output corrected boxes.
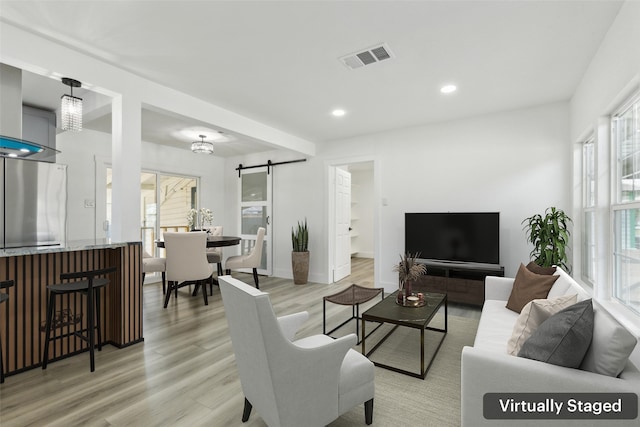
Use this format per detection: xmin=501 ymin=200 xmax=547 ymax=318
xmin=0 ymin=134 xmax=59 ymax=160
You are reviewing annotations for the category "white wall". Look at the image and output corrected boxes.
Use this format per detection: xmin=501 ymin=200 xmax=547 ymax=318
xmin=228 ymin=102 xmax=571 ymax=289
xmin=570 ymin=1 xmax=640 ymax=140
xmin=56 ymin=129 xmax=111 ymax=241
xmin=57 ymin=129 xmax=227 ymax=243
xmin=329 ymin=102 xmax=571 ymax=288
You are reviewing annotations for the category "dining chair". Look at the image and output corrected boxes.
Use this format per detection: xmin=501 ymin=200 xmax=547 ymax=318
xmin=205 ymin=226 xmax=223 ymax=294
xmin=219 ymin=275 xmax=374 ymax=427
xmin=163 ymin=231 xmax=214 ymax=308
xmin=142 ymin=250 xmax=166 ymax=294
xmin=225 ymin=227 xmax=265 ymax=289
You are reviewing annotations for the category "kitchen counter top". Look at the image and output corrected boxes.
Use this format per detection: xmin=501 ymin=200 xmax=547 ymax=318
xmin=0 ymin=239 xmax=138 ymax=257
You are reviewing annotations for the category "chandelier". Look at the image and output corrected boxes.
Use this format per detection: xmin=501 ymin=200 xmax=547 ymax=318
xmin=60 ymin=77 xmax=83 ymax=132
xmin=191 ymin=134 xmax=214 ymax=154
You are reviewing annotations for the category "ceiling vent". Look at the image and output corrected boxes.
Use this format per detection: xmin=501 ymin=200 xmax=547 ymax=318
xmin=339 ymin=44 xmax=393 ymax=70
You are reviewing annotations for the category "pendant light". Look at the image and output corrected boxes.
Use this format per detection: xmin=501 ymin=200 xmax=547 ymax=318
xmin=61 ymin=77 xmax=83 ymax=131
xmin=191 ymin=134 xmax=214 ymax=154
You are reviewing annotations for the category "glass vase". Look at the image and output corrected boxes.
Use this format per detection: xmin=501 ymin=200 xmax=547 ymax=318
xmin=404 ymin=279 xmax=413 ymax=298
xmin=397 ymin=284 xmax=404 ymax=303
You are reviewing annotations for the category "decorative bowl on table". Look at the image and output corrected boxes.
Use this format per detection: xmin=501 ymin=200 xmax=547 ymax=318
xmin=395 ymin=294 xmax=427 ymax=308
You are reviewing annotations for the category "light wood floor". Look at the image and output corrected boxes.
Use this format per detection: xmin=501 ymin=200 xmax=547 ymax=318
xmin=0 ymin=257 xmax=479 ymax=426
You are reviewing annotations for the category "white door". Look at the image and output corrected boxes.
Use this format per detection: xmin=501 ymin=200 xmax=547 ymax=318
xmin=238 ymin=167 xmax=272 ymax=275
xmin=334 ymin=167 xmax=351 ymax=281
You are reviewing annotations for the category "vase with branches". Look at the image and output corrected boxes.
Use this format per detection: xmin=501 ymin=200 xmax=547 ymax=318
xmin=187 ymin=208 xmax=214 ymax=230
xmin=393 ymin=252 xmax=427 ymax=301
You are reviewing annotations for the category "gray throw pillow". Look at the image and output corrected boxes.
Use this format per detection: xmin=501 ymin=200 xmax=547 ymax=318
xmin=580 ymin=305 xmax=637 ymax=377
xmin=518 ymin=299 xmax=594 ymax=368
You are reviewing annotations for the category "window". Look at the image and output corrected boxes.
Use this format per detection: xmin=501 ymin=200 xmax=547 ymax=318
xmin=583 ymin=138 xmax=596 ymax=208
xmin=582 ymin=137 xmax=596 ymax=284
xmin=106 ymin=168 xmax=198 ymax=256
xmin=613 ymin=94 xmax=640 ymax=315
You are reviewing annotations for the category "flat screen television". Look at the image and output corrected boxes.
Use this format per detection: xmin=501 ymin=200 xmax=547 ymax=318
xmin=405 ymin=212 xmax=500 ymax=266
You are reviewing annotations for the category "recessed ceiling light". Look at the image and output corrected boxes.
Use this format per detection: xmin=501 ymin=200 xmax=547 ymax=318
xmin=332 ymin=109 xmax=346 ymax=117
xmin=440 ymin=84 xmax=457 ymax=94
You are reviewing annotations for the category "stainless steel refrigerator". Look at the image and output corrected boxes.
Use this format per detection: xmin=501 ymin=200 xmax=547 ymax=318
xmin=1 ymin=158 xmax=67 ymax=248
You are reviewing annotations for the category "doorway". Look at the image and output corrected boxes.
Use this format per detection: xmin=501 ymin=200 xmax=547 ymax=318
xmin=105 ymin=168 xmax=198 ymax=257
xmin=328 ymin=159 xmax=377 ymax=284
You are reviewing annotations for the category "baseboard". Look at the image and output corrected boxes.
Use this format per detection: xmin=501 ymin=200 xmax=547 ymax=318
xmin=272 ymin=268 xmax=327 ymax=284
xmin=352 ymin=252 xmax=374 ymax=259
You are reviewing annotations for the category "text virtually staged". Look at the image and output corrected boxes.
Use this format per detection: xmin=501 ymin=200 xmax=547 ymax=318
xmin=483 ymin=393 xmax=637 ymax=420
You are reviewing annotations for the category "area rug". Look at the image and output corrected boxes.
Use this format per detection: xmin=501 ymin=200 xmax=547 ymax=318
xmin=329 ymin=314 xmax=479 ymax=427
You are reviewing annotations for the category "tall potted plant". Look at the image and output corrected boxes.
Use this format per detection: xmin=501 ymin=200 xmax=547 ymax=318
xmin=291 ymin=219 xmax=309 ymax=284
xmin=522 ymin=207 xmax=572 ymax=272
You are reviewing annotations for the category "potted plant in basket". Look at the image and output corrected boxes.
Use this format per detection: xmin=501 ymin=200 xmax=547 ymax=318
xmin=393 ymin=252 xmax=427 ymax=302
xmin=522 ymin=206 xmax=572 ymax=272
xmin=291 ymin=219 xmax=309 ymax=284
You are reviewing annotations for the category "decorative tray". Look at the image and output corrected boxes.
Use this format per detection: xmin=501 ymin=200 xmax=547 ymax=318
xmin=395 ymin=295 xmax=427 ymax=308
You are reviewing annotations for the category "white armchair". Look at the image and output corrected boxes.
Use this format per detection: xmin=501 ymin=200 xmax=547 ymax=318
xmin=219 ymin=275 xmax=374 ymax=427
xmin=163 ymin=232 xmax=214 ymax=308
xmin=225 ymin=227 xmax=265 ymax=289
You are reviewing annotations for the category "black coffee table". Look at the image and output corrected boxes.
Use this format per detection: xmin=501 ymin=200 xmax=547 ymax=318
xmin=361 ymin=291 xmax=447 ymax=379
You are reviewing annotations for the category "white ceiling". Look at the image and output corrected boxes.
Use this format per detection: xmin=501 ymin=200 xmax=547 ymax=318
xmin=19 ymin=69 xmax=271 ymax=157
xmin=2 ymin=0 xmax=624 ymax=153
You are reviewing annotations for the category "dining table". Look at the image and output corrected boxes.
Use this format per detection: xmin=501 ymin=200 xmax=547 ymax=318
xmin=155 ymin=235 xmax=242 ymax=249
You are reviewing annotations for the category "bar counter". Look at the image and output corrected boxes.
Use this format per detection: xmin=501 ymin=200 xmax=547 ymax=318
xmin=0 ymin=239 xmax=142 ymax=377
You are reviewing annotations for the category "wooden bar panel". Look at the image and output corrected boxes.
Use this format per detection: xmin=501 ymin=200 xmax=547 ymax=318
xmin=107 ymin=243 xmax=143 ymax=347
xmin=0 ymin=242 xmax=142 ymax=376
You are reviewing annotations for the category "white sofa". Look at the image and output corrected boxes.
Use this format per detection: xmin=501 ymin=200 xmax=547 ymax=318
xmin=461 ymin=267 xmax=640 ymax=426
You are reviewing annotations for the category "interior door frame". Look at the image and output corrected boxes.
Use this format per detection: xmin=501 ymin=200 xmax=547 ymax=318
xmin=95 ymin=155 xmax=110 ymax=241
xmin=326 ymin=155 xmax=380 ymax=284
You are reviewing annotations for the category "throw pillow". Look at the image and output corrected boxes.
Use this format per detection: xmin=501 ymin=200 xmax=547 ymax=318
xmin=507 ymin=294 xmax=578 ymax=355
xmin=580 ymin=306 xmax=638 ymax=377
xmin=526 ymin=262 xmax=556 ymax=276
xmin=518 ymin=299 xmax=594 ymax=368
xmin=546 ymin=273 xmax=573 ymax=299
xmin=506 ymin=263 xmax=559 ymax=313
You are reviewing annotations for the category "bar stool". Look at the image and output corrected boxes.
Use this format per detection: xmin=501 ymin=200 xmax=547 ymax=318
xmin=0 ymin=279 xmax=14 ymax=383
xmin=42 ymin=266 xmax=116 ymax=372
